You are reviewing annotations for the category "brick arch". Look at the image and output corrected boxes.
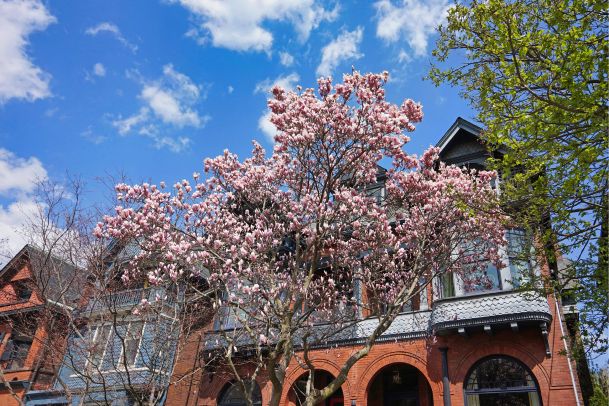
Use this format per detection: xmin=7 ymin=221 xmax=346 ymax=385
xmin=356 ymin=350 xmax=442 ymax=402
xmin=201 ymin=375 xmax=230 ymax=404
xmin=451 ymin=345 xmax=550 ymax=406
xmin=452 ymin=342 xmax=550 ymax=388
xmin=281 ymin=358 xmax=352 ymax=404
xmin=201 ymin=375 xmax=268 ymax=406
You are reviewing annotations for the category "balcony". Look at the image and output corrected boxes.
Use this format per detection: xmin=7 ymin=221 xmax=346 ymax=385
xmin=430 ymin=290 xmax=552 ymax=334
xmin=202 ymin=291 xmax=553 ymax=352
xmin=329 ymin=310 xmax=431 ymax=345
xmin=85 ymin=287 xmax=176 ymax=314
xmin=203 ymin=310 xmax=432 ymax=351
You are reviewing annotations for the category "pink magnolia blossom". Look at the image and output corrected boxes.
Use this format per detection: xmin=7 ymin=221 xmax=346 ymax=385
xmin=94 ymin=70 xmax=506 ymax=405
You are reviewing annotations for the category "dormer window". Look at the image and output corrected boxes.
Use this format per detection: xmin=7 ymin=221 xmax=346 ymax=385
xmin=13 ymin=281 xmax=32 ymax=301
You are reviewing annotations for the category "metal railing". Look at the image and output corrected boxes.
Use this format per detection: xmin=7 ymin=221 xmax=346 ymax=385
xmin=86 ymin=287 xmax=176 ymax=313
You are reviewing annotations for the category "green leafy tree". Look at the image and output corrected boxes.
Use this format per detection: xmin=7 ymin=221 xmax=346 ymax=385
xmin=429 ymin=0 xmax=608 ymax=357
xmin=590 ymin=367 xmax=609 ymax=406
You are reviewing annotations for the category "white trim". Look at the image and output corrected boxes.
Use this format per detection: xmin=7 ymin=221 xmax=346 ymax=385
xmin=437 ymin=125 xmax=462 ymax=153
xmin=85 ymin=324 xmax=112 ymax=371
xmin=45 ymin=299 xmax=74 ymax=311
xmin=111 ymin=320 xmax=145 ymax=370
xmin=436 ymin=118 xmax=484 ymax=154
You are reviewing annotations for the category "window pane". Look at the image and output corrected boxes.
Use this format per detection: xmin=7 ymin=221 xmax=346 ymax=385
xmin=469 ymin=357 xmax=533 ymax=389
xmin=466 ymin=357 xmax=541 ymax=406
xmin=13 ymin=281 xmax=32 ymax=301
xmin=14 ymin=341 xmax=30 ymax=368
xmin=124 ymin=322 xmax=144 ymax=366
xmin=463 ymin=263 xmax=500 ymax=293
xmin=507 ymin=229 xmax=528 ymax=257
xmin=507 ymin=229 xmax=532 ymax=286
xmin=218 ymin=381 xmax=262 ymax=406
xmin=476 ymin=358 xmax=534 ymax=389
xmin=510 ymin=261 xmax=531 ymax=287
xmin=476 ymin=392 xmax=534 ymax=406
xmin=440 ymin=273 xmax=455 ymax=298
xmin=2 ymin=340 xmax=32 ymax=370
xmin=91 ymin=325 xmax=111 ymax=367
xmin=460 ymin=239 xmax=501 ymax=294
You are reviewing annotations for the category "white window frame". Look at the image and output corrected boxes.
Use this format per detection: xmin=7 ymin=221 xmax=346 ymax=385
xmin=87 ymin=324 xmax=112 ymax=371
xmin=114 ymin=320 xmax=145 ymax=371
xmin=81 ymin=320 xmax=146 ymax=373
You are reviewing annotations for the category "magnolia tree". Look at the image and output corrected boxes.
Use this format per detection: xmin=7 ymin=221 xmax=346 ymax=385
xmin=94 ymin=71 xmax=506 ymax=406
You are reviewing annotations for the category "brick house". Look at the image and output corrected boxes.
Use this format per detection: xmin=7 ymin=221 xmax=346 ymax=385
xmin=24 ymin=240 xmax=183 ymax=406
xmin=164 ymin=118 xmax=587 ymax=406
xmin=0 ymin=245 xmax=84 ymax=406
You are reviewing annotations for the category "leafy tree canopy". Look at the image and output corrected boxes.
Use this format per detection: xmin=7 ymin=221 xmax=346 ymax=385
xmin=429 ymin=0 xmax=608 ymax=356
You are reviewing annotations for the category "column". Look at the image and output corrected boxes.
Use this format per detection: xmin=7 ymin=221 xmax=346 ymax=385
xmin=439 ymin=347 xmax=451 ymax=406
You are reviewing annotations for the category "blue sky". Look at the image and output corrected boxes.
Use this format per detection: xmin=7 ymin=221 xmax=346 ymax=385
xmin=0 ymin=0 xmax=476 ymax=254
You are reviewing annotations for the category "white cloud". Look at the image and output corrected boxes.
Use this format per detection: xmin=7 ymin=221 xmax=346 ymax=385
xmin=174 ymin=0 xmax=338 ymax=52
xmin=397 ymin=49 xmax=412 ymax=63
xmin=254 ymin=72 xmax=300 ymax=95
xmin=85 ymin=22 xmax=138 ymax=52
xmin=113 ymin=107 xmax=150 ymax=135
xmin=0 ymin=0 xmax=56 ymax=105
xmin=255 ymin=72 xmax=300 ymax=143
xmin=0 ymin=199 xmax=38 ymax=260
xmin=152 ymin=136 xmax=191 ymax=153
xmin=316 ymin=27 xmax=363 ymax=77
xmin=0 ymin=148 xmax=47 ymax=196
xmin=0 ymin=148 xmax=48 ymax=259
xmin=93 ymin=62 xmax=106 ymax=77
xmin=227 ymin=85 xmax=234 ymax=94
xmin=279 ymin=51 xmax=294 ymax=67
xmin=44 ymin=107 xmax=58 ymax=117
xmin=141 ymin=85 xmax=201 ymax=127
xmin=258 ymin=110 xmax=276 ymax=142
xmin=81 ymin=126 xmax=107 ymax=145
xmin=374 ymin=0 xmax=450 ymax=57
xmin=137 ymin=65 xmax=203 ymax=128
xmin=112 ymin=65 xmax=208 ymax=152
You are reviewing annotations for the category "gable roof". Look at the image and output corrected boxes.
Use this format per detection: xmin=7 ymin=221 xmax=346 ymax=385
xmin=0 ymin=244 xmax=87 ymax=306
xmin=435 ymin=117 xmax=484 ymax=154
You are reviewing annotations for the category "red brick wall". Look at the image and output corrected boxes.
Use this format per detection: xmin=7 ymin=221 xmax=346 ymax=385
xmin=166 ymin=328 xmax=207 ymax=405
xmin=174 ymin=294 xmax=583 ymax=406
xmin=0 ymin=258 xmax=71 ymax=404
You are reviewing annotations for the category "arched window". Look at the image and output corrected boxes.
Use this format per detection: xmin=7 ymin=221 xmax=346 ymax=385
xmin=464 ymin=356 xmax=541 ymax=406
xmin=218 ymin=380 xmax=262 ymax=406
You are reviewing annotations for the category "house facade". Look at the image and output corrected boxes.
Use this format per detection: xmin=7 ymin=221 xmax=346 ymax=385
xmin=165 ymin=118 xmax=586 ymax=406
xmin=24 ymin=241 xmax=182 ymax=406
xmin=0 ymin=245 xmax=83 ymax=406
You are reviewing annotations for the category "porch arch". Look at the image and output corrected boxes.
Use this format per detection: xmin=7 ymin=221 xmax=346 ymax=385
xmin=356 ymin=350 xmax=441 ymax=402
xmin=282 ymin=359 xmax=352 ymax=405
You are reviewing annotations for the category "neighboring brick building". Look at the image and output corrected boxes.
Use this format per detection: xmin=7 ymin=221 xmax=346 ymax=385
xmin=165 ymin=118 xmax=587 ymax=406
xmin=24 ymin=239 xmax=184 ymax=406
xmin=0 ymin=245 xmax=84 ymax=406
